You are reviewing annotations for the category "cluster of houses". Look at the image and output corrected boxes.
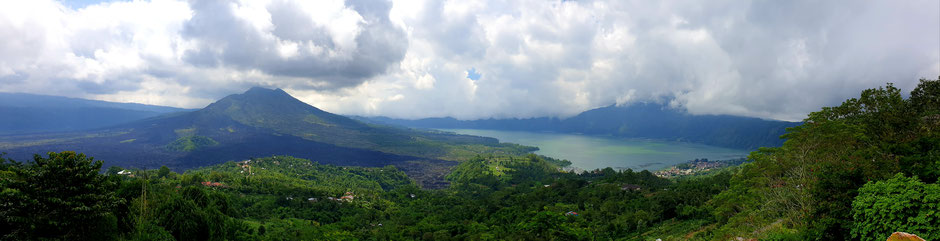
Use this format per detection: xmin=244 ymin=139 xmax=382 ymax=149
xmin=655 ymin=159 xmax=729 ymax=178
xmin=285 ymin=192 xmax=356 ymax=203
xmin=324 ymin=192 xmax=356 ymax=202
xmin=655 ymin=168 xmax=697 ymax=177
xmin=237 ymin=159 xmax=255 ymax=175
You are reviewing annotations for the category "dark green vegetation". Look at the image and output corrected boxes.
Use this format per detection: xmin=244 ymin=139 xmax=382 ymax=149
xmin=359 ymin=103 xmax=799 ymax=150
xmin=851 ymin=174 xmax=939 ymax=240
xmin=0 ymin=92 xmax=190 ymax=135
xmin=704 ymin=78 xmax=940 ymax=240
xmin=0 ymin=87 xmax=534 ymax=187
xmin=2 ymin=152 xmax=724 ymax=240
xmin=1 ymin=152 xmax=121 ymax=240
xmin=0 ymin=78 xmax=936 ymax=240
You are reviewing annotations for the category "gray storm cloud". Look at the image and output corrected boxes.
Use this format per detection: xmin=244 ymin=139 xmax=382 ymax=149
xmin=0 ymin=0 xmax=937 ymax=121
xmin=181 ymin=0 xmax=407 ymax=89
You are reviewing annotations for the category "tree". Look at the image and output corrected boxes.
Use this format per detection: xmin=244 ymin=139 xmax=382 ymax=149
xmin=181 ymin=172 xmax=205 ymax=186
xmin=909 ymin=77 xmax=940 ymax=116
xmin=156 ymin=195 xmax=210 ymax=241
xmin=0 ymin=151 xmax=121 ymax=240
xmin=158 ymin=165 xmax=171 ymax=178
xmin=129 ymin=221 xmax=175 ymax=241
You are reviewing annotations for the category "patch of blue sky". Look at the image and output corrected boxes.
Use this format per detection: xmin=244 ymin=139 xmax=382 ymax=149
xmin=60 ymin=0 xmax=126 ymax=9
xmin=466 ymin=68 xmax=481 ymax=81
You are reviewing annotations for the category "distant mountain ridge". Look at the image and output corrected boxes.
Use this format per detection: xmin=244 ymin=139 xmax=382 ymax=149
xmin=358 ymin=103 xmax=801 ymax=150
xmin=0 ymin=92 xmax=191 ymax=134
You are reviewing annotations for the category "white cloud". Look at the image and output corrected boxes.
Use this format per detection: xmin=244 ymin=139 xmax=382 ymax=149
xmin=0 ymin=0 xmax=937 ymax=121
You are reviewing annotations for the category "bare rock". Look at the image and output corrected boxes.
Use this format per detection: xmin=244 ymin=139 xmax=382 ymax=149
xmin=887 ymin=232 xmax=925 ymax=241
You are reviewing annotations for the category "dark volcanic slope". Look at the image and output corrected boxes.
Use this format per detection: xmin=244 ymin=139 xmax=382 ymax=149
xmin=360 ymin=103 xmax=801 ymax=150
xmin=0 ymin=95 xmax=419 ymax=169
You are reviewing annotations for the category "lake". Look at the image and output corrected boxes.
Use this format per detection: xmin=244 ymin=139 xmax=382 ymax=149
xmin=440 ymin=129 xmax=751 ymax=171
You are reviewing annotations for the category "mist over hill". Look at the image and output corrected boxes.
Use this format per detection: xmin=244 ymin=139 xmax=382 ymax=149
xmin=358 ymin=103 xmax=801 ymax=150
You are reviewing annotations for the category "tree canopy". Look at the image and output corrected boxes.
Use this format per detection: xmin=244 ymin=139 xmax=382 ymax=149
xmin=0 ymin=151 xmax=122 ymax=240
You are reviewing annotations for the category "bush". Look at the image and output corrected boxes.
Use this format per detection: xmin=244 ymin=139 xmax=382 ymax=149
xmin=851 ymin=173 xmax=939 ymax=241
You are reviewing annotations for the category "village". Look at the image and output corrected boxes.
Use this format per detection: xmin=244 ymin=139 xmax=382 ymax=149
xmin=654 ymin=158 xmax=748 ymax=178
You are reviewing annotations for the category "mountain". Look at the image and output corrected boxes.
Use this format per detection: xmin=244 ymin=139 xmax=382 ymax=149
xmin=0 ymin=87 xmax=533 ymax=187
xmin=186 ymin=87 xmax=534 ymax=159
xmin=0 ymin=92 xmax=190 ymax=135
xmin=358 ymin=103 xmax=801 ymax=150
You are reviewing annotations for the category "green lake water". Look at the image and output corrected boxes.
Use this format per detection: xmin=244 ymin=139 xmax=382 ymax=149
xmin=440 ymin=129 xmax=751 ymax=171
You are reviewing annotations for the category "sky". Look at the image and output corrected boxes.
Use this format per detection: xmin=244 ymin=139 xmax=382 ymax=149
xmin=0 ymin=0 xmax=937 ymax=121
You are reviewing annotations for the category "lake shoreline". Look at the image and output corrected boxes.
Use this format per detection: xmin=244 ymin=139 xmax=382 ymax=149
xmin=439 ymin=128 xmax=751 ymax=171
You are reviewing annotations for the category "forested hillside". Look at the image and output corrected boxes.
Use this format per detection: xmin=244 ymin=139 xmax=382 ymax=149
xmin=0 ymin=78 xmax=937 ymax=241
xmin=706 ymin=78 xmax=940 ymax=240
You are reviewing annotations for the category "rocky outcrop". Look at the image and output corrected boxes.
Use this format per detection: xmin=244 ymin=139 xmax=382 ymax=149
xmin=887 ymin=232 xmax=925 ymax=241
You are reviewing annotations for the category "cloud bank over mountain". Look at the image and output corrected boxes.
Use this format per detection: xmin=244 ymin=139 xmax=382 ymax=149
xmin=0 ymin=0 xmax=937 ymax=121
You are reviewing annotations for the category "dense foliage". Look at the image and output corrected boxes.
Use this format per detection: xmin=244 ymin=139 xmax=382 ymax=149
xmin=706 ymin=78 xmax=940 ymax=240
xmin=851 ymin=173 xmax=939 ymax=241
xmin=1 ymin=153 xmax=730 ymax=240
xmin=0 ymin=152 xmax=122 ymax=240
